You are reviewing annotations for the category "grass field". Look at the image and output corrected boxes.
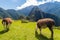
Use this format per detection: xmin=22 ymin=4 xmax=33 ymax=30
xmin=0 ymin=20 xmax=60 ymax=40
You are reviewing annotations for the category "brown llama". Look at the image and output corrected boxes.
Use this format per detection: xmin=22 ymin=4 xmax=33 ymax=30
xmin=36 ymin=18 xmax=55 ymax=38
xmin=2 ymin=18 xmax=12 ymax=30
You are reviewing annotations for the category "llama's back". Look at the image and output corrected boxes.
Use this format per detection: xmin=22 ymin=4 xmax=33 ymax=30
xmin=37 ymin=18 xmax=55 ymax=28
xmin=2 ymin=18 xmax=12 ymax=23
xmin=37 ymin=18 xmax=54 ymax=23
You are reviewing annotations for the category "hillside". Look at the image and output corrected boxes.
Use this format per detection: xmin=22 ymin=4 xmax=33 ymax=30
xmin=28 ymin=6 xmax=60 ymax=26
xmin=0 ymin=1 xmax=60 ymax=20
xmin=39 ymin=1 xmax=60 ymax=17
xmin=0 ymin=8 xmax=11 ymax=18
xmin=17 ymin=1 xmax=60 ymax=18
xmin=18 ymin=6 xmax=33 ymax=16
xmin=6 ymin=9 xmax=20 ymax=19
xmin=0 ymin=8 xmax=21 ymax=19
xmin=0 ymin=20 xmax=60 ymax=40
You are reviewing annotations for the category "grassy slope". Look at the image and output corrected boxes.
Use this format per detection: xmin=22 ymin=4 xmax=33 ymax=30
xmin=0 ymin=20 xmax=60 ymax=40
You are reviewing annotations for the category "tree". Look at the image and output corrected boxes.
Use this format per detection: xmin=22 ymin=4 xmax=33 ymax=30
xmin=26 ymin=16 xmax=30 ymax=20
xmin=19 ymin=14 xmax=26 ymax=20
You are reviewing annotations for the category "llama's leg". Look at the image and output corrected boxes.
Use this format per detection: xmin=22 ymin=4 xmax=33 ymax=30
xmin=48 ymin=26 xmax=53 ymax=38
xmin=40 ymin=27 xmax=42 ymax=34
xmin=4 ymin=22 xmax=7 ymax=30
xmin=37 ymin=25 xmax=42 ymax=34
xmin=2 ymin=21 xmax=6 ymax=30
xmin=47 ymin=22 xmax=53 ymax=38
xmin=36 ymin=25 xmax=42 ymax=34
xmin=38 ymin=25 xmax=42 ymax=34
xmin=6 ymin=23 xmax=9 ymax=30
xmin=35 ymin=25 xmax=38 ymax=32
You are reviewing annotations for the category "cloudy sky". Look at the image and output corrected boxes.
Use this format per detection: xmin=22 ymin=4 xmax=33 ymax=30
xmin=0 ymin=0 xmax=60 ymax=10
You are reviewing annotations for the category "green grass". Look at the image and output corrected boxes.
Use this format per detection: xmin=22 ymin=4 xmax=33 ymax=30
xmin=0 ymin=20 xmax=60 ymax=40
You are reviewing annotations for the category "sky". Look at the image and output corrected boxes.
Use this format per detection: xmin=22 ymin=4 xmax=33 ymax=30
xmin=0 ymin=0 xmax=60 ymax=10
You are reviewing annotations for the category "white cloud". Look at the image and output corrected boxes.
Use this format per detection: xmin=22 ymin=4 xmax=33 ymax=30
xmin=55 ymin=0 xmax=60 ymax=2
xmin=16 ymin=0 xmax=60 ymax=10
xmin=16 ymin=0 xmax=38 ymax=10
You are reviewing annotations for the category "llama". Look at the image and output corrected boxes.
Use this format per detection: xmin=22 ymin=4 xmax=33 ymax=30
xmin=36 ymin=18 xmax=55 ymax=38
xmin=2 ymin=18 xmax=12 ymax=30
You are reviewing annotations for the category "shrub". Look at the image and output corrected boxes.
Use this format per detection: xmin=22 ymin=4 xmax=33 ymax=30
xmin=21 ymin=19 xmax=29 ymax=23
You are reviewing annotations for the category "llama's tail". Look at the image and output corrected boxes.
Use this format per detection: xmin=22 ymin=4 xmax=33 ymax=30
xmin=53 ymin=20 xmax=55 ymax=26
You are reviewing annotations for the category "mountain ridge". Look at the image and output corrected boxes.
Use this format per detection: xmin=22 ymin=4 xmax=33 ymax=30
xmin=0 ymin=1 xmax=60 ymax=19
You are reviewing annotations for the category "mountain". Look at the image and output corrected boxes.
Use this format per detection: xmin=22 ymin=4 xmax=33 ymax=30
xmin=39 ymin=1 xmax=60 ymax=17
xmin=0 ymin=8 xmax=11 ymax=18
xmin=28 ymin=6 xmax=44 ymax=21
xmin=0 ymin=1 xmax=60 ymax=20
xmin=18 ymin=6 xmax=34 ymax=16
xmin=0 ymin=8 xmax=21 ymax=19
xmin=28 ymin=6 xmax=60 ymax=26
xmin=6 ymin=9 xmax=20 ymax=19
xmin=18 ymin=1 xmax=60 ymax=18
